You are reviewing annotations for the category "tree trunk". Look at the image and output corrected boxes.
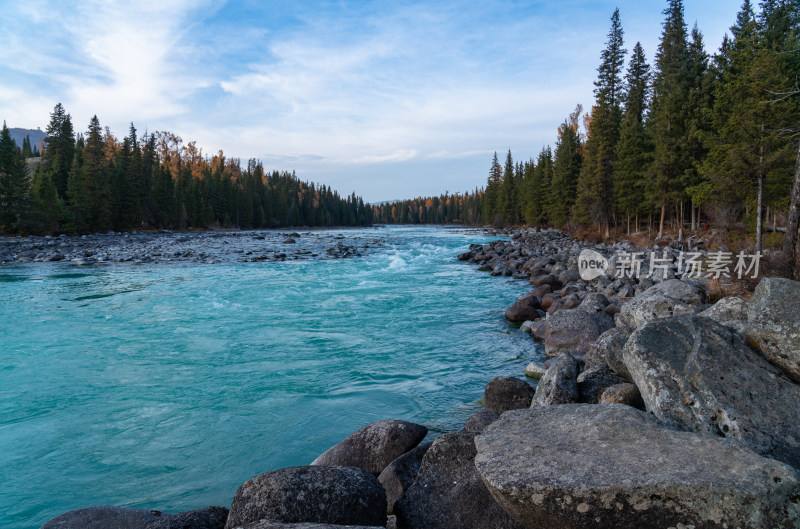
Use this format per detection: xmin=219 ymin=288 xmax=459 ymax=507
xmin=784 ymin=140 xmax=800 ymax=279
xmin=691 ymin=200 xmax=696 ymax=231
xmin=658 ymin=201 xmax=666 ymax=239
xmin=756 ymin=123 xmax=764 ymax=253
xmin=627 ymin=213 xmax=631 ymax=235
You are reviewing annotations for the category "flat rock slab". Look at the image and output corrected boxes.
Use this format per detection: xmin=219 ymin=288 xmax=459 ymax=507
xmin=624 ymin=314 xmax=800 ymax=468
xmin=41 ymin=506 xmax=228 ymax=529
xmin=311 ymin=420 xmax=427 ymax=476
xmin=393 ymin=431 xmax=525 ymax=529
xmin=224 ymin=466 xmax=386 ymax=529
xmin=475 ymin=405 xmax=800 ymax=529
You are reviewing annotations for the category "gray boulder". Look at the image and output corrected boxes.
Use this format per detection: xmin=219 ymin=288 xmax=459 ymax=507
xmin=699 ymin=295 xmax=747 ymax=323
xmin=583 ymin=326 xmax=632 ymax=381
xmin=224 ymin=466 xmax=386 ymax=529
xmin=233 ymin=520 xmax=374 ymax=529
xmin=744 ymin=277 xmax=800 ymax=383
xmin=146 ymin=507 xmax=229 ymax=529
xmin=624 ymin=314 xmax=800 ymax=468
xmin=378 ymin=442 xmax=432 ymax=515
xmin=484 ymin=376 xmax=534 ymax=413
xmin=531 ymin=353 xmax=578 ymax=407
xmin=475 ymin=405 xmax=800 ymax=529
xmin=311 ymin=420 xmax=427 ymax=476
xmin=617 ymin=279 xmax=705 ymax=329
xmin=542 ymin=309 xmax=614 ymax=358
xmin=598 ymin=382 xmax=644 ymax=409
xmin=576 ymin=363 xmax=627 ymax=403
xmin=463 ymin=410 xmax=499 ymax=433
xmin=41 ymin=506 xmax=229 ymax=529
xmin=524 ymin=361 xmax=546 ymax=379
xmin=393 ymin=432 xmax=525 ymax=529
xmin=42 ymin=506 xmax=166 ymax=529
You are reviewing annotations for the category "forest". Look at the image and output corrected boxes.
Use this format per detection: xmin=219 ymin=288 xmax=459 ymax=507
xmin=0 ymin=108 xmax=372 ymax=235
xmin=375 ymin=0 xmax=800 ymax=253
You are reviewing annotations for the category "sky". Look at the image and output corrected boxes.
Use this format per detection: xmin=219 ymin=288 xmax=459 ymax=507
xmin=0 ymin=0 xmax=743 ymax=203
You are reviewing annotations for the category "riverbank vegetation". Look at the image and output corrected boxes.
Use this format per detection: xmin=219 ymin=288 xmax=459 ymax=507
xmin=0 ymin=113 xmax=372 ymax=235
xmin=375 ymin=1 xmax=800 ymax=258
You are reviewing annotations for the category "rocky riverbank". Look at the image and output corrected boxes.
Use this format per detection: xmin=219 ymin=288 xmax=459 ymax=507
xmin=39 ymin=227 xmax=800 ymax=529
xmin=0 ymin=229 xmax=385 ymax=265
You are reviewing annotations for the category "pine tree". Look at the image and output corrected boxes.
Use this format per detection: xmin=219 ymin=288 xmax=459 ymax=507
xmin=483 ymin=151 xmax=503 ymax=225
xmin=82 ymin=116 xmax=112 ymax=231
xmin=0 ymin=122 xmax=30 ymax=231
xmin=67 ymin=134 xmax=89 ymax=233
xmin=576 ymin=9 xmax=626 ymax=236
xmin=42 ymin=103 xmax=75 ymax=199
xmin=549 ymin=106 xmax=583 ymax=226
xmin=615 ymin=42 xmax=651 ymax=233
xmin=498 ymin=149 xmax=518 ymax=224
xmin=648 ymin=0 xmax=690 ymax=238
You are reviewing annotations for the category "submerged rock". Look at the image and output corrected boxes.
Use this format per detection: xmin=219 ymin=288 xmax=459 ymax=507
xmin=393 ymin=431 xmax=525 ymax=529
xmin=311 ymin=420 xmax=427 ymax=476
xmin=623 ymin=314 xmax=800 ymax=468
xmin=475 ymin=405 xmax=800 ymax=529
xmin=224 ymin=466 xmax=386 ymax=529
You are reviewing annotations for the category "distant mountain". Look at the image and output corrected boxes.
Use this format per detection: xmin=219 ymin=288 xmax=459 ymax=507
xmin=9 ymin=127 xmax=47 ymax=155
xmin=373 ymin=199 xmax=401 ymax=206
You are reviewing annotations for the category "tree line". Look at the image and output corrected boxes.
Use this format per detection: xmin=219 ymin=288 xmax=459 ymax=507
xmin=379 ymin=0 xmax=800 ymax=254
xmin=0 ymin=106 xmax=372 ymax=235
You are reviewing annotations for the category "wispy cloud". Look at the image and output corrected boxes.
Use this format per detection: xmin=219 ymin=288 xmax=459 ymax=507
xmin=1 ymin=0 xmax=743 ymax=201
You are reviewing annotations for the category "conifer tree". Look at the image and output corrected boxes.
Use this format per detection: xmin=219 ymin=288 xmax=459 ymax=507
xmin=615 ymin=42 xmax=651 ymax=233
xmin=498 ymin=149 xmax=518 ymax=223
xmin=549 ymin=106 xmax=583 ymax=226
xmin=82 ymin=116 xmax=112 ymax=231
xmin=42 ymin=103 xmax=76 ymax=199
xmin=483 ymin=152 xmax=503 ymax=225
xmin=648 ymin=0 xmax=689 ymax=238
xmin=576 ymin=9 xmax=626 ymax=236
xmin=0 ymin=122 xmax=30 ymax=231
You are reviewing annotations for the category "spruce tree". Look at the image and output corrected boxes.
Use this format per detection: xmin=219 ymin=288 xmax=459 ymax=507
xmin=648 ymin=0 xmax=689 ymax=239
xmin=82 ymin=116 xmax=112 ymax=231
xmin=483 ymin=152 xmax=503 ymax=225
xmin=549 ymin=106 xmax=583 ymax=226
xmin=576 ymin=9 xmax=626 ymax=236
xmin=498 ymin=149 xmax=518 ymax=224
xmin=0 ymin=122 xmax=30 ymax=231
xmin=42 ymin=103 xmax=75 ymax=199
xmin=615 ymin=42 xmax=651 ymax=234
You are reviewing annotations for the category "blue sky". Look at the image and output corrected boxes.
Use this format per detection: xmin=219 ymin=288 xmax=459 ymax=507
xmin=1 ymin=1 xmax=742 ymax=203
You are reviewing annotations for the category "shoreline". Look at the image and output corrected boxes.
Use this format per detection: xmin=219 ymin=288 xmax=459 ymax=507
xmin=35 ymin=226 xmax=800 ymax=528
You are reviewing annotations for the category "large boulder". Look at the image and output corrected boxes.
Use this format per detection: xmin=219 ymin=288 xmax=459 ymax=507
xmin=463 ymin=410 xmax=500 ymax=433
xmin=576 ymin=363 xmax=627 ymax=403
xmin=42 ymin=506 xmax=167 ymax=529
xmin=475 ymin=405 xmax=800 ymax=529
xmin=42 ymin=506 xmax=228 ymax=529
xmin=744 ymin=277 xmax=800 ymax=383
xmin=623 ymin=314 xmax=800 ymax=468
xmin=378 ymin=442 xmax=432 ymax=515
xmin=484 ymin=377 xmax=534 ymax=413
xmin=598 ymin=383 xmax=644 ymax=409
xmin=504 ymin=302 xmax=540 ymax=323
xmin=147 ymin=507 xmax=229 ymax=529
xmin=530 ymin=353 xmax=578 ymax=407
xmin=542 ymin=309 xmax=614 ymax=358
xmin=311 ymin=420 xmax=427 ymax=476
xmin=583 ymin=326 xmax=632 ymax=381
xmin=233 ymin=520 xmax=374 ymax=529
xmin=224 ymin=466 xmax=386 ymax=529
xmin=393 ymin=432 xmax=525 ymax=529
xmin=616 ymin=279 xmax=705 ymax=329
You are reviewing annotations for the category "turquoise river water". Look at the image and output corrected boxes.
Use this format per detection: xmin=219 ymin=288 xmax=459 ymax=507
xmin=0 ymin=226 xmax=537 ymax=529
